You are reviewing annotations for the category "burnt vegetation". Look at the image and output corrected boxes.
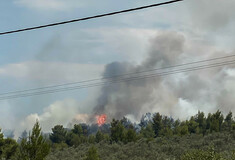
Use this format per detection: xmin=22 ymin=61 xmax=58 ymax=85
xmin=0 ymin=110 xmax=235 ymax=160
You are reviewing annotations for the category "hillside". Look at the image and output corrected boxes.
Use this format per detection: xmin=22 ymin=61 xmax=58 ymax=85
xmin=47 ymin=131 xmax=235 ymax=160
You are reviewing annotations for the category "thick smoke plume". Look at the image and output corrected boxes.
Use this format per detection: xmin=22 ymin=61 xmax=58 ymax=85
xmin=13 ymin=31 xmax=235 ymax=137
xmin=92 ymin=31 xmax=185 ymax=120
xmin=92 ymin=31 xmax=235 ymax=121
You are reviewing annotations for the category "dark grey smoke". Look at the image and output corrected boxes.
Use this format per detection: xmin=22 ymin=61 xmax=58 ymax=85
xmin=91 ymin=31 xmax=235 ymax=121
xmin=92 ymin=32 xmax=185 ymax=120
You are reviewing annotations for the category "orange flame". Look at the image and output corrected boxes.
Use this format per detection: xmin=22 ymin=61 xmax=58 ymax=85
xmin=96 ymin=114 xmax=107 ymax=126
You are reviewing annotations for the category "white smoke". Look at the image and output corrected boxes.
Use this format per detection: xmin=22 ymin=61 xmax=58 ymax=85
xmin=14 ymin=99 xmax=85 ymax=138
xmin=12 ymin=30 xmax=235 ymax=138
xmin=92 ymin=31 xmax=235 ymax=121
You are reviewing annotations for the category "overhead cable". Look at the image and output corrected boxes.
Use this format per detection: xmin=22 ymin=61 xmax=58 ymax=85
xmin=0 ymin=0 xmax=183 ymax=36
xmin=1 ymin=53 xmax=234 ymax=96
xmin=0 ymin=59 xmax=234 ymax=100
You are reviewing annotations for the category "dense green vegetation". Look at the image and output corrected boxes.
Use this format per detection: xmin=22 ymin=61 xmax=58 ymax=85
xmin=0 ymin=121 xmax=49 ymax=160
xmin=0 ymin=110 xmax=234 ymax=159
xmin=47 ymin=132 xmax=235 ymax=160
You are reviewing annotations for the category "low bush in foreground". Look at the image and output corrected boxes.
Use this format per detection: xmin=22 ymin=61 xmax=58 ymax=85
xmin=47 ymin=131 xmax=235 ymax=160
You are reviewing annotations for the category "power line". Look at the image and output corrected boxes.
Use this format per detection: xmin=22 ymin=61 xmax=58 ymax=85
xmin=1 ymin=60 xmax=234 ymax=100
xmin=0 ymin=0 xmax=183 ymax=36
xmin=0 ymin=59 xmax=234 ymax=100
xmin=1 ymin=53 xmax=235 ymax=96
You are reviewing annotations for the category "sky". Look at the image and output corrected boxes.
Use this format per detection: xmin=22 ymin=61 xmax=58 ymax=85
xmin=0 ymin=0 xmax=235 ymax=137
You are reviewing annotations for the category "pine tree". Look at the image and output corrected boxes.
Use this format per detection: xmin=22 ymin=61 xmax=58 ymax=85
xmin=173 ymin=119 xmax=181 ymax=135
xmin=179 ymin=123 xmax=189 ymax=136
xmin=3 ymin=138 xmax=18 ymax=159
xmin=72 ymin=124 xmax=83 ymax=136
xmin=110 ymin=119 xmax=125 ymax=142
xmin=124 ymin=127 xmax=137 ymax=143
xmin=65 ymin=132 xmax=81 ymax=147
xmin=140 ymin=123 xmax=155 ymax=139
xmin=223 ymin=111 xmax=233 ymax=131
xmin=152 ymin=112 xmax=163 ymax=137
xmin=195 ymin=111 xmax=207 ymax=135
xmin=50 ymin=125 xmax=67 ymax=143
xmin=187 ymin=117 xmax=199 ymax=134
xmin=210 ymin=110 xmax=224 ymax=132
xmin=18 ymin=121 xmax=50 ymax=160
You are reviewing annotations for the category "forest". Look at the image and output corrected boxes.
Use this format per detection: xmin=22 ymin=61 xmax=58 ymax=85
xmin=0 ymin=110 xmax=234 ymax=160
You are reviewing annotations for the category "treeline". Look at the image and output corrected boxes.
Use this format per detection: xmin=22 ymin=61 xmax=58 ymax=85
xmin=0 ymin=110 xmax=234 ymax=160
xmin=48 ymin=110 xmax=235 ymax=147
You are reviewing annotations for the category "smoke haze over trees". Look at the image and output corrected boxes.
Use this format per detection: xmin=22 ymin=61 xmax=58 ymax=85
xmin=0 ymin=110 xmax=234 ymax=159
xmin=2 ymin=30 xmax=235 ymax=137
xmin=91 ymin=31 xmax=235 ymax=124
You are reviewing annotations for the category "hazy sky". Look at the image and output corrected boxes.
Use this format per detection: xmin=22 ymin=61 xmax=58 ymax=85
xmin=0 ymin=0 xmax=235 ymax=136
